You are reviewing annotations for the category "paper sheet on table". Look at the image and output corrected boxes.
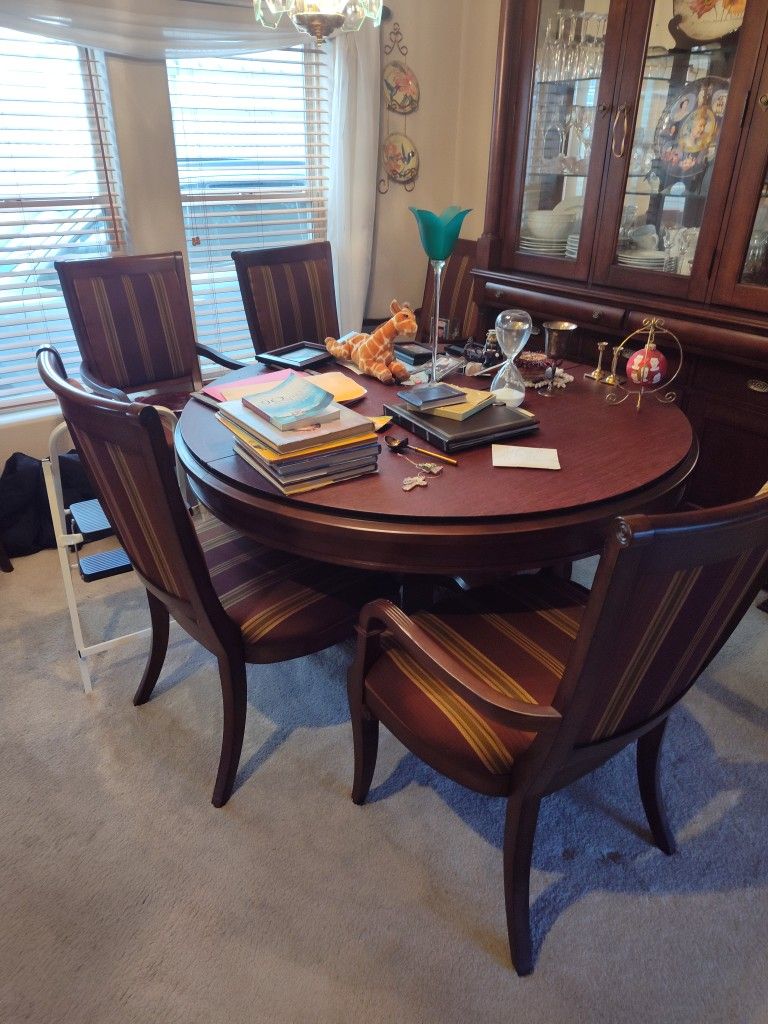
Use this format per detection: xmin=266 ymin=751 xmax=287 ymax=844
xmin=492 ymin=444 xmax=560 ymax=470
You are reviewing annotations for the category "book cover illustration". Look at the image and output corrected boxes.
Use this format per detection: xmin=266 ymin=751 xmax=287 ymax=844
xmin=242 ymin=371 xmax=340 ymax=430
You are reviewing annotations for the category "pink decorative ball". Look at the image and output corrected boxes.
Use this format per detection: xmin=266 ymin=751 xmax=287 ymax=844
xmin=627 ymin=346 xmax=668 ymax=387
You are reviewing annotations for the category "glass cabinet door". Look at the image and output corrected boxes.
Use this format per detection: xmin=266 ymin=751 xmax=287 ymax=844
xmin=594 ymin=0 xmax=764 ymax=299
xmin=503 ymin=0 xmax=625 ymax=279
xmin=712 ymin=51 xmax=768 ymax=314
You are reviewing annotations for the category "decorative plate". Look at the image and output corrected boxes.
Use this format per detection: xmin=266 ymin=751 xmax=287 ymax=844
xmin=383 ymin=60 xmax=420 ymax=114
xmin=382 ymin=132 xmax=419 ymax=185
xmin=671 ymin=0 xmax=744 ymax=45
xmin=654 ymin=77 xmax=729 ymax=180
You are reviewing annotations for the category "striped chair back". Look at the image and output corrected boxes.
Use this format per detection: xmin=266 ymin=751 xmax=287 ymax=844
xmin=232 ymin=241 xmax=340 ymax=354
xmin=416 ymin=238 xmax=480 ymax=345
xmin=36 ymin=347 xmax=228 ymax=642
xmin=555 ymin=497 xmax=768 ymax=750
xmin=55 ymin=253 xmax=201 ymax=394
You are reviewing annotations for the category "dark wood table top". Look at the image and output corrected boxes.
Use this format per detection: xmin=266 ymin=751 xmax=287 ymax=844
xmin=176 ymin=363 xmax=698 ymax=575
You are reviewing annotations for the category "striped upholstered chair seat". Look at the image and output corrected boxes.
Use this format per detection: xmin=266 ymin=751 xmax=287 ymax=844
xmin=364 ymin=575 xmax=587 ymax=789
xmin=37 ymin=345 xmax=393 ymax=809
xmin=348 ymin=492 xmax=768 ymax=974
xmin=197 ymin=516 xmax=389 ymax=661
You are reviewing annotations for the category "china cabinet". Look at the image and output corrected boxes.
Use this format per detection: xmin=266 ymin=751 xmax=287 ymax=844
xmin=476 ymin=0 xmax=768 ymax=506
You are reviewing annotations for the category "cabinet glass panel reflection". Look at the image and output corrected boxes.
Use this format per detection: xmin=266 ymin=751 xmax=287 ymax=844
xmin=520 ymin=0 xmax=614 ymax=262
xmin=613 ymin=0 xmax=745 ymax=278
xmin=740 ymin=175 xmax=768 ymax=286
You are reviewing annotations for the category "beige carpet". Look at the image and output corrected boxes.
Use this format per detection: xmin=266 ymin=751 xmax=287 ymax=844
xmin=1 ymin=548 xmax=768 ymax=1024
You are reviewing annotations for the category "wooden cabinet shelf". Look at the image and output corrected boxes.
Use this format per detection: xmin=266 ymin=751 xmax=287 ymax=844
xmin=476 ymin=0 xmax=768 ymax=505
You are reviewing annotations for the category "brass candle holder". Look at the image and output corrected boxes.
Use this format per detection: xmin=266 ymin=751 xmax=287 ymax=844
xmin=605 ymin=317 xmax=682 ymax=412
xmin=603 ymin=344 xmax=627 ymax=387
xmin=584 ymin=340 xmax=609 ymax=381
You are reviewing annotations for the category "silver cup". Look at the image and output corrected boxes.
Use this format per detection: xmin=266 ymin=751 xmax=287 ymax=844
xmin=542 ymin=320 xmax=577 ymax=394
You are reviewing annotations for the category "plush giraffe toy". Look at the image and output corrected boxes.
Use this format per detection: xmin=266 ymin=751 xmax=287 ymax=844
xmin=325 ymin=300 xmax=416 ymax=384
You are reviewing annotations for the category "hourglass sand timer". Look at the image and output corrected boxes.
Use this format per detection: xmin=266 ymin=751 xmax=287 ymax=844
xmin=491 ymin=309 xmax=533 ymax=407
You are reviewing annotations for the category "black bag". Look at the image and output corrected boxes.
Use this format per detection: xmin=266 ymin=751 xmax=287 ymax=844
xmin=0 ymin=451 xmax=94 ymax=557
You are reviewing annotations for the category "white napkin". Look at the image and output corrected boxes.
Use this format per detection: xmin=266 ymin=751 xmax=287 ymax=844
xmin=492 ymin=444 xmax=561 ymax=470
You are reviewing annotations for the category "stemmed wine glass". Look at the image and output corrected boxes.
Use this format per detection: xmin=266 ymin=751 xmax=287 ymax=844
xmin=490 ymin=309 xmax=533 ymax=406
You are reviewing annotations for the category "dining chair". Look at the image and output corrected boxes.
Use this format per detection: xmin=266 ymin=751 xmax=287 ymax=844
xmin=55 ymin=252 xmax=242 ymax=414
xmin=37 ymin=345 xmax=391 ymax=807
xmin=347 ymin=493 xmax=768 ymax=974
xmin=231 ymin=241 xmax=340 ymax=353
xmin=416 ymin=237 xmax=480 ymax=345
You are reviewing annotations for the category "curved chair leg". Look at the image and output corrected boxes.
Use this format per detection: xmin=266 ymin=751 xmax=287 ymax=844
xmin=211 ymin=652 xmax=248 ymax=808
xmin=637 ymin=718 xmax=676 ymax=855
xmin=503 ymin=794 xmax=542 ymax=976
xmin=133 ymin=591 xmax=170 ymax=706
xmin=350 ymin=708 xmax=379 ymax=805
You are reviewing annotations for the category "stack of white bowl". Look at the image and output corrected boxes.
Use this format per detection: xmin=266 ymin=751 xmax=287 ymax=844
xmin=520 ymin=210 xmax=573 ymax=256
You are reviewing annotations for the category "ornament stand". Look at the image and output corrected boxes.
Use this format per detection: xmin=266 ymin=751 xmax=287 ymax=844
xmin=601 ymin=317 xmax=682 ymax=411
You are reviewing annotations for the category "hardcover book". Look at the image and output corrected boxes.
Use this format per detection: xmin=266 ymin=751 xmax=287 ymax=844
xmin=241 ymin=371 xmax=339 ymax=430
xmin=233 ymin=443 xmax=378 ymax=496
xmin=218 ymin=400 xmax=372 ymax=454
xmin=421 ymin=386 xmax=495 ymax=421
xmin=382 ymin=399 xmax=539 ymax=452
xmin=395 ymin=382 xmax=466 ymax=411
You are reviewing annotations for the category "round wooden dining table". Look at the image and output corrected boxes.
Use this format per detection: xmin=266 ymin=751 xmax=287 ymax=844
xmin=175 ymin=364 xmax=698 ymax=577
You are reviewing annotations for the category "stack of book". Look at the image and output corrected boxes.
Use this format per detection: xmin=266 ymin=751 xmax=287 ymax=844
xmin=216 ymin=374 xmax=379 ymax=495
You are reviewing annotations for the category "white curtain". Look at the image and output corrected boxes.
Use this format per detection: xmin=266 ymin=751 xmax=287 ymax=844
xmin=327 ymin=24 xmax=381 ymax=333
xmin=0 ymin=0 xmax=301 ymax=59
xmin=0 ymin=0 xmax=382 ymax=332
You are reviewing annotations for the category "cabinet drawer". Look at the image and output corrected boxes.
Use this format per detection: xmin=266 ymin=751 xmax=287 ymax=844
xmin=692 ymin=359 xmax=768 ymax=409
xmin=625 ymin=311 xmax=768 ymax=364
xmin=483 ymin=283 xmax=624 ymax=330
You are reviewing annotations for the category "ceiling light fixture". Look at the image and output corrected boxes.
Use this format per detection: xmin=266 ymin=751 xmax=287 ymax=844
xmin=253 ymin=1 xmax=383 ymax=43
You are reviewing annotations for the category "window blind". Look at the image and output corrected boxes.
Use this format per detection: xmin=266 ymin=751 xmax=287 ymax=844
xmin=166 ymin=46 xmax=330 ymax=365
xmin=0 ymin=29 xmax=126 ymax=410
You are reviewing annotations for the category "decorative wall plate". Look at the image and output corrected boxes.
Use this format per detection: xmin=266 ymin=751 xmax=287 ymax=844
xmin=383 ymin=60 xmax=420 ymax=114
xmin=654 ymin=76 xmax=728 ymax=180
xmin=382 ymin=131 xmax=419 ymax=185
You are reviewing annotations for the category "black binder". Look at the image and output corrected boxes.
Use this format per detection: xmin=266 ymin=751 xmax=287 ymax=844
xmin=382 ymin=399 xmax=539 ymax=452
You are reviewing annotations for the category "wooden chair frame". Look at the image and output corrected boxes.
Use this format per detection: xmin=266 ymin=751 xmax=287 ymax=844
xmin=348 ymin=496 xmax=768 ymax=973
xmin=55 ymin=251 xmax=242 ymax=407
xmin=231 ymin=241 xmax=339 ymax=354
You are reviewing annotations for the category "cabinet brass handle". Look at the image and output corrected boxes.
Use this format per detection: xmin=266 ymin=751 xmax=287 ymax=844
xmin=759 ymin=95 xmax=768 ymax=110
xmin=747 ymin=378 xmax=768 ymax=393
xmin=591 ymin=310 xmax=602 ymax=320
xmin=612 ymin=104 xmax=629 ymax=158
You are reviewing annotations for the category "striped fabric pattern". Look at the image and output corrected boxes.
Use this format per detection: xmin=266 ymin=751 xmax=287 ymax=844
xmin=245 ymin=258 xmax=339 ymax=352
xmin=196 ymin=517 xmax=383 ymax=652
xmin=579 ymin=550 xmax=768 ymax=743
xmin=74 ymin=431 xmax=188 ymax=599
xmin=365 ymin=575 xmax=588 ymax=779
xmin=72 ymin=270 xmax=194 ymax=389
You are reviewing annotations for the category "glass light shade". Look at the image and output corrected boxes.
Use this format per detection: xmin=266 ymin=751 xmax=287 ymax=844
xmin=254 ymin=0 xmax=383 ymax=39
xmin=409 ymin=205 xmax=471 ymax=261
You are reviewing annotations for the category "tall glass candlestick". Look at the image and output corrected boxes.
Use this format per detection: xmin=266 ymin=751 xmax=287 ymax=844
xmin=409 ymin=205 xmax=471 ymax=387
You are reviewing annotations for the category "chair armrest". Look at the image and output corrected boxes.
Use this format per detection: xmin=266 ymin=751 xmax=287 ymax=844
xmin=78 ymin=364 xmax=130 ymax=402
xmin=195 ymin=344 xmax=244 ymax=371
xmin=359 ymin=599 xmax=562 ymax=733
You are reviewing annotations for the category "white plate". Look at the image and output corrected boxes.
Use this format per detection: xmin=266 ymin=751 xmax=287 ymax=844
xmin=520 ymin=237 xmax=568 ymax=247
